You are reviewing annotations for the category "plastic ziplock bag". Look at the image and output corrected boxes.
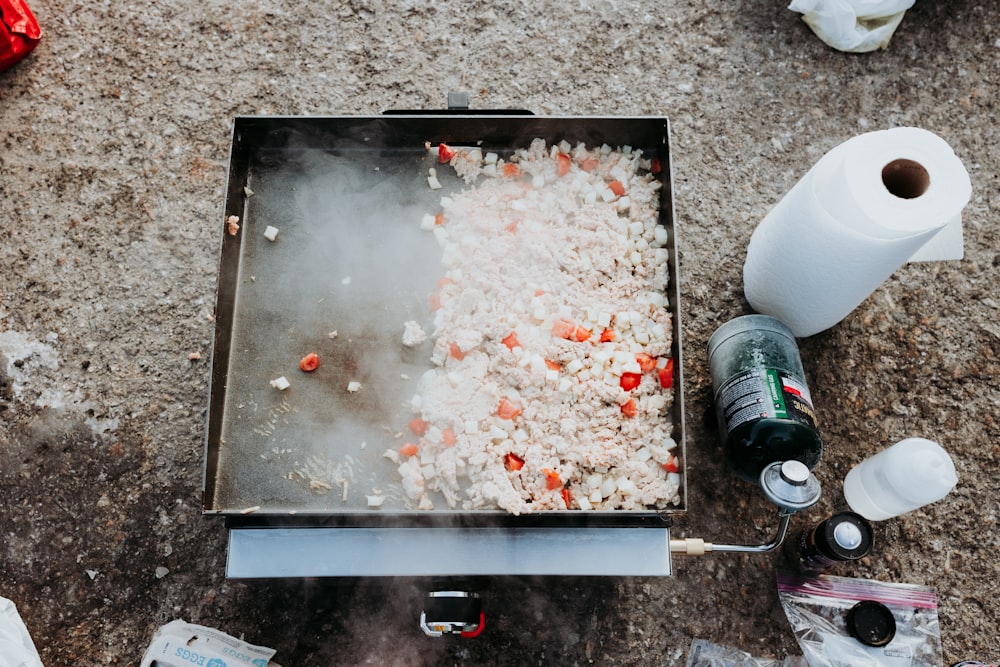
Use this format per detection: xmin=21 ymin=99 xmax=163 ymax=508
xmin=687 ymin=638 xmax=809 ymax=666
xmin=140 ymin=619 xmax=281 ymax=667
xmin=776 ymin=571 xmax=943 ymax=667
xmin=0 ymin=0 xmax=41 ymax=72
xmin=787 ymin=0 xmax=915 ymax=53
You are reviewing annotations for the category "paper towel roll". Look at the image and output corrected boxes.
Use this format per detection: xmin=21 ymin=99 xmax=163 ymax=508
xmin=743 ymin=127 xmax=972 ymax=337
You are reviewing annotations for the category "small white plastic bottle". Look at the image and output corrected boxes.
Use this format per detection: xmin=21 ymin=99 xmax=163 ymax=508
xmin=843 ymin=437 xmax=958 ymax=521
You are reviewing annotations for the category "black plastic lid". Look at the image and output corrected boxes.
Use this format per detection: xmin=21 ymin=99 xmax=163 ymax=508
xmin=847 ymin=600 xmax=896 ymax=647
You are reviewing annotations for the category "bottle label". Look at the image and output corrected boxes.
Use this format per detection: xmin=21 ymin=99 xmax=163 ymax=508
xmin=717 ymin=368 xmax=818 ymax=433
xmin=797 ymin=526 xmax=839 ymax=572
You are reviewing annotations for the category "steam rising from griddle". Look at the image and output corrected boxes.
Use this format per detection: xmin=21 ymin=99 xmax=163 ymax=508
xmin=215 ymin=145 xmax=448 ymax=511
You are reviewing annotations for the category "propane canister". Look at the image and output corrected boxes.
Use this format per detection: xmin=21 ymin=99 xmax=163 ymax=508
xmin=708 ymin=315 xmax=823 ymax=482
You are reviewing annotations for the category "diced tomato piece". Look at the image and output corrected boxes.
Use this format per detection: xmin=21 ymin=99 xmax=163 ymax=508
xmin=658 ymin=358 xmax=675 ymax=389
xmin=662 ymin=453 xmax=680 ymax=473
xmin=552 ymin=319 xmax=576 ymax=340
xmin=581 ymin=157 xmax=599 ymax=172
xmin=428 ymin=293 xmax=442 ymax=311
xmin=441 ymin=428 xmax=457 ymax=446
xmin=542 ymin=469 xmax=562 ymax=490
xmin=608 ymin=180 xmax=626 ymax=197
xmin=544 ymin=359 xmax=561 ymax=371
xmin=497 ymin=397 xmax=522 ymax=420
xmin=449 ymin=342 xmax=465 ymax=361
xmin=399 ymin=443 xmax=418 ymax=457
xmin=574 ymin=326 xmax=591 ymax=343
xmin=561 ymin=488 xmax=572 ymax=508
xmin=408 ymin=417 xmax=427 ymax=437
xmin=438 ymin=143 xmax=457 ymax=163
xmin=502 ymin=163 xmax=521 ymax=178
xmin=437 ymin=276 xmax=454 ymax=288
xmin=534 ymin=289 xmax=545 ymax=296
xmin=504 ymin=452 xmax=525 ymax=471
xmin=620 ymin=372 xmax=642 ymax=391
xmin=556 ymin=153 xmax=571 ymax=177
xmin=599 ymin=329 xmax=616 ymax=343
xmin=298 ymin=352 xmax=320 ymax=372
xmin=650 ymin=157 xmax=662 ymax=175
xmin=434 ymin=213 xmax=446 ymax=226
xmin=635 ymin=353 xmax=657 ymax=373
xmin=505 ymin=220 xmax=519 ymax=234
xmin=620 ymin=398 xmax=638 ymax=417
xmin=502 ymin=332 xmax=520 ymax=351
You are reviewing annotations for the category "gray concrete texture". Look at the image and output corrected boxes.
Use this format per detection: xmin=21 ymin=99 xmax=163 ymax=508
xmin=1 ymin=0 xmax=998 ymax=664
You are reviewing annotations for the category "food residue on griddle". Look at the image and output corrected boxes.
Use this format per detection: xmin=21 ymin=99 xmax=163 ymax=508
xmin=298 ymin=352 xmax=320 ymax=372
xmin=401 ymin=320 xmax=428 ymax=347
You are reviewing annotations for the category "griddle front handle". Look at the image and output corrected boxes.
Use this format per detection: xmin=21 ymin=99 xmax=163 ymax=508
xmin=382 ymin=91 xmax=535 ymax=116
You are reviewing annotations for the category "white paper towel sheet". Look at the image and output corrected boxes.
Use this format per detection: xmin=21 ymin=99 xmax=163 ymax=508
xmin=743 ymin=127 xmax=972 ymax=338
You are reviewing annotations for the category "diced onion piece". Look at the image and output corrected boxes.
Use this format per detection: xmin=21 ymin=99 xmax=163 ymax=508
xmin=616 ymin=477 xmax=639 ymax=495
xmin=347 ymin=381 xmax=362 ymax=392
xmin=264 ymin=226 xmax=279 ymax=242
xmin=269 ymin=376 xmax=290 ymax=391
xmin=366 ymin=495 xmax=385 ymax=507
xmin=428 ymin=175 xmax=442 ymax=190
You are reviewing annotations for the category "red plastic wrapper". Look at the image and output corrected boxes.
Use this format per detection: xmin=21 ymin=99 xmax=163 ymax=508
xmin=0 ymin=0 xmax=42 ymax=73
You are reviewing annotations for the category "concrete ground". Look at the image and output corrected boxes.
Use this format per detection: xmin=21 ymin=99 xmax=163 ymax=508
xmin=1 ymin=0 xmax=998 ymax=664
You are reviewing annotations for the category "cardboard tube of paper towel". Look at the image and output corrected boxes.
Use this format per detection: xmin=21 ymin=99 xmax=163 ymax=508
xmin=743 ymin=127 xmax=972 ymax=337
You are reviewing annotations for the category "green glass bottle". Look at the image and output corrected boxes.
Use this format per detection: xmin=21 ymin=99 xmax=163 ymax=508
xmin=708 ymin=315 xmax=822 ymax=483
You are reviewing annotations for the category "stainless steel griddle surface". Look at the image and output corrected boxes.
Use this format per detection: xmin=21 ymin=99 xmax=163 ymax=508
xmin=204 ymin=116 xmax=684 ymax=523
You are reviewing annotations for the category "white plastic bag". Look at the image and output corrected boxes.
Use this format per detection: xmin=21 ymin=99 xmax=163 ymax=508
xmin=0 ymin=597 xmax=44 ymax=667
xmin=788 ymin=0 xmax=916 ymax=52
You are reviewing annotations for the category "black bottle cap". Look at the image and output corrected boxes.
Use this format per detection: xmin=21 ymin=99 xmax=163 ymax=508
xmin=846 ymin=600 xmax=896 ymax=647
xmin=821 ymin=512 xmax=874 ymax=561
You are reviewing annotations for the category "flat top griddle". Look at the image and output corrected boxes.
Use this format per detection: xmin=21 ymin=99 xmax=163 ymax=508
xmin=204 ymin=115 xmax=685 ymax=526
